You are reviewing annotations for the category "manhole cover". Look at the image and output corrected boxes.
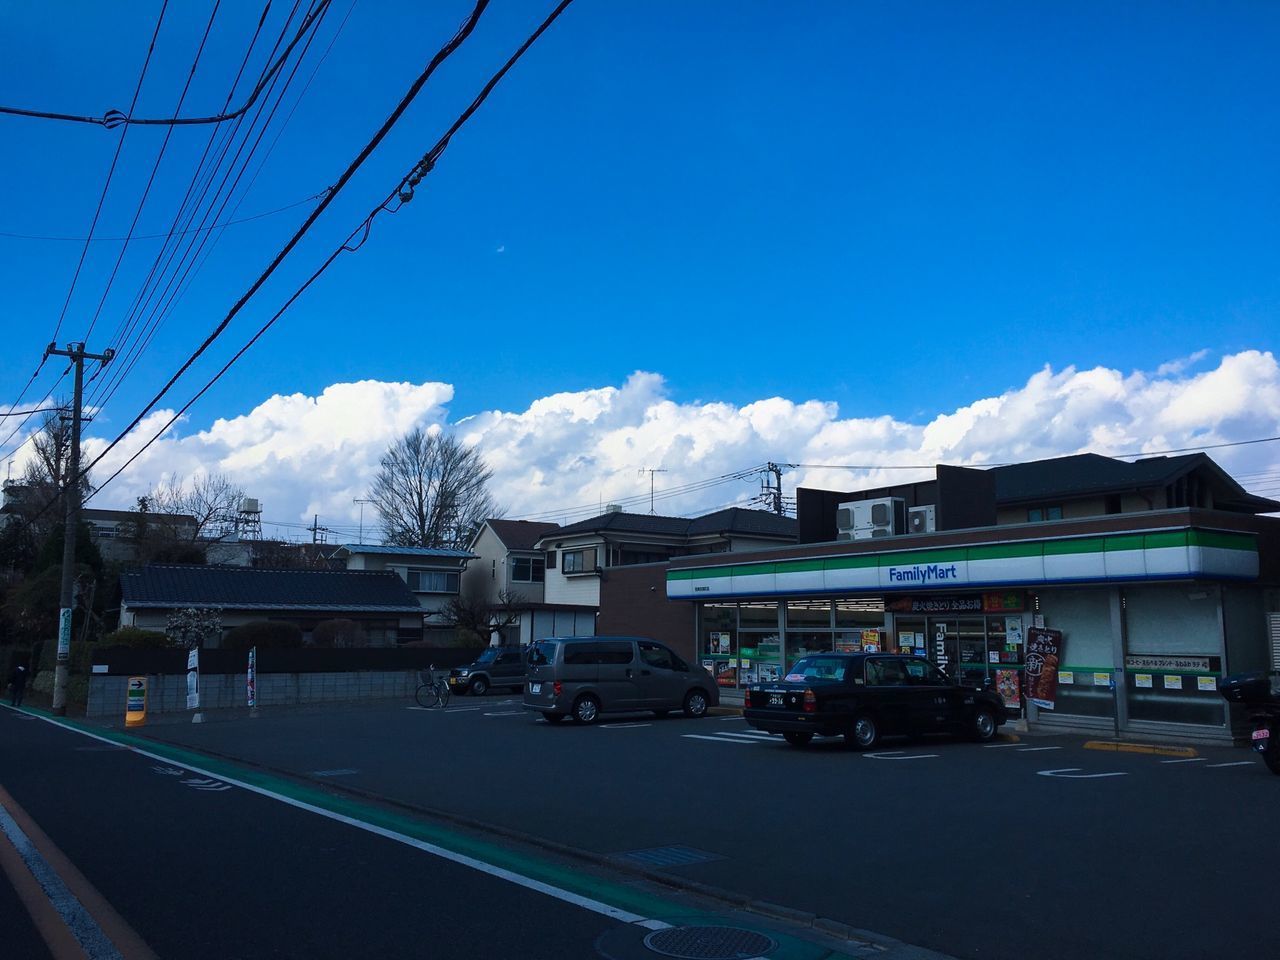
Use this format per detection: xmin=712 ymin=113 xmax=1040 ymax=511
xmin=643 ymin=925 xmax=776 ymax=959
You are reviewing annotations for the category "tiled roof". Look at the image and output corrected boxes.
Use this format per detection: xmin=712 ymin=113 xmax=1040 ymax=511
xmin=484 ymin=519 xmax=559 ymax=551
xmin=545 ymin=507 xmax=797 ymax=541
xmin=336 ymin=544 xmax=475 ymax=560
xmin=120 ymin=564 xmax=425 ymax=613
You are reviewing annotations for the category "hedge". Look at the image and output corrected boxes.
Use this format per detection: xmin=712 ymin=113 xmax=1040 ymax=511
xmin=222 ymin=620 xmax=304 ymax=652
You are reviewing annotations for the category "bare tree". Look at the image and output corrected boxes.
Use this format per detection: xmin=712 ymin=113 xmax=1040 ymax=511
xmin=9 ymin=408 xmax=91 ymax=538
xmin=147 ymin=473 xmax=245 ymax=542
xmin=443 ymin=588 xmax=523 ymax=644
xmin=369 ymin=429 xmax=500 ymax=548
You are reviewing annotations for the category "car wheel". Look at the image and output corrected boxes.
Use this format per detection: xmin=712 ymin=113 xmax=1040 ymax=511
xmin=682 ymin=689 xmax=709 ymax=719
xmin=970 ymin=707 xmax=998 ymax=743
xmin=542 ymin=712 xmax=566 ymax=724
xmin=572 ymin=695 xmax=600 ymax=725
xmin=783 ymin=732 xmax=813 ymax=748
xmin=652 ymin=709 xmax=671 ymax=719
xmin=849 ymin=714 xmax=879 ymax=750
xmin=469 ymin=676 xmax=489 ymax=696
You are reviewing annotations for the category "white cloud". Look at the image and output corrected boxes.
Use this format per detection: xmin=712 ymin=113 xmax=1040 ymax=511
xmin=18 ymin=351 xmax=1280 ymax=536
xmin=1155 ymin=348 xmax=1211 ymax=377
xmin=495 ymin=244 xmax=505 ymax=254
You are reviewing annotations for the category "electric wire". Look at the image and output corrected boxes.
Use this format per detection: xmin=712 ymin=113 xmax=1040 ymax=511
xmin=79 ymin=0 xmax=575 ymax=509
xmin=0 ymin=0 xmax=332 ymax=128
xmin=49 ymin=0 xmax=171 ymax=345
xmin=87 ymin=0 xmax=314 ymax=413
xmin=81 ymin=0 xmax=493 ymax=474
xmin=81 ymin=0 xmax=224 ymax=343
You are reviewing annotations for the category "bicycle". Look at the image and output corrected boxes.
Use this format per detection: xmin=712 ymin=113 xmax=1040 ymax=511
xmin=415 ymin=664 xmax=451 ymax=708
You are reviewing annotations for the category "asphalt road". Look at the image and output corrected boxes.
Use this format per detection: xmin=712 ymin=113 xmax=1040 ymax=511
xmin=122 ymin=694 xmax=1280 ymax=960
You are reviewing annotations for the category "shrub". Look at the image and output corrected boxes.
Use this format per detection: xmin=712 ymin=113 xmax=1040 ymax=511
xmin=311 ymin=619 xmax=368 ymax=648
xmin=222 ymin=620 xmax=303 ymax=652
xmin=38 ymin=639 xmax=93 ymax=676
xmin=100 ymin=626 xmax=171 ymax=649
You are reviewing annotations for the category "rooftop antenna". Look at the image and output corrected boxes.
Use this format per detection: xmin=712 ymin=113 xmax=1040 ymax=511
xmin=639 ymin=467 xmax=668 ymax=515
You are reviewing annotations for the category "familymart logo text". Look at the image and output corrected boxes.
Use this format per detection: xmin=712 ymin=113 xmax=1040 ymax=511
xmin=888 ymin=563 xmax=960 ymax=584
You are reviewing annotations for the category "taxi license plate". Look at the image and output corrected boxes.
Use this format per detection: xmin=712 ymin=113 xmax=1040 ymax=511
xmin=769 ymin=693 xmax=784 ymax=707
xmin=530 ymin=683 xmax=542 ymax=695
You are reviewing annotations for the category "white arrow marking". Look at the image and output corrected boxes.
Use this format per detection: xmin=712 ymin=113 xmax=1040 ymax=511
xmin=863 ymin=751 xmax=940 ymax=760
xmin=1037 ymin=768 xmax=1128 ymax=779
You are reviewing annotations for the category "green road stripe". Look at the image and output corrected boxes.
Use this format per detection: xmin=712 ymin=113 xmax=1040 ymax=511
xmin=25 ymin=709 xmax=860 ymax=960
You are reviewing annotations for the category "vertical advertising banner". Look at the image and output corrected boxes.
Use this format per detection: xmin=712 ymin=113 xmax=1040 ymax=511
xmin=186 ymin=648 xmax=200 ymax=710
xmin=1024 ymin=627 xmax=1063 ymax=710
xmin=247 ymin=646 xmax=257 ymax=708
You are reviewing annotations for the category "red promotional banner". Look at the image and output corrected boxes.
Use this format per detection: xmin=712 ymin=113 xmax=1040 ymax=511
xmin=1024 ymin=627 xmax=1062 ymax=710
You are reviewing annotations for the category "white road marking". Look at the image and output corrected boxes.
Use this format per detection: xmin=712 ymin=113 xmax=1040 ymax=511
xmin=682 ymin=734 xmax=758 ymax=744
xmin=311 ymin=769 xmax=359 ymax=777
xmin=1036 ymin=768 xmax=1127 ymax=779
xmin=1205 ymin=761 xmax=1255 ymax=769
xmin=483 ymin=711 xmax=526 ymax=717
xmin=601 ymin=723 xmax=652 ymax=729
xmin=1160 ymin=757 xmax=1207 ymax=764
xmin=863 ymin=751 xmax=939 ymax=760
xmin=717 ymin=716 xmax=749 ymax=722
xmin=983 ymin=742 xmax=1021 ymax=748
xmin=1017 ymin=746 xmax=1063 ymax=753
xmin=26 ymin=713 xmax=651 ymax=926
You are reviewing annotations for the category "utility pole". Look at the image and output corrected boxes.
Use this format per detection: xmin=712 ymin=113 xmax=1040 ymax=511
xmin=640 ymin=468 xmax=668 ymax=515
xmin=308 ymin=514 xmax=328 ymax=545
xmin=48 ymin=341 xmax=113 ymax=716
xmin=764 ymin=462 xmax=784 ymax=516
xmin=354 ymin=498 xmax=375 ymax=544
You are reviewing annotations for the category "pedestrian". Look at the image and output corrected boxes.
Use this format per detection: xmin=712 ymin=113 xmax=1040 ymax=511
xmin=8 ymin=663 xmax=28 ymax=708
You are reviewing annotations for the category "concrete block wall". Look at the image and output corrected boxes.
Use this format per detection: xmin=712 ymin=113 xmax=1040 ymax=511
xmin=87 ymin=670 xmax=419 ymax=717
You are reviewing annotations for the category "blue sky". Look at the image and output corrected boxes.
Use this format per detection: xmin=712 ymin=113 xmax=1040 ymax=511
xmin=2 ymin=2 xmax=1278 ymax=523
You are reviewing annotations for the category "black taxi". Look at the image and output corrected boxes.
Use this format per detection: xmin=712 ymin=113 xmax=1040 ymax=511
xmin=744 ymin=653 xmax=1007 ymax=749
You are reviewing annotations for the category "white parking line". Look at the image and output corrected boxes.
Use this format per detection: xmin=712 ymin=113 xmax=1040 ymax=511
xmin=601 ymin=723 xmax=652 ymax=729
xmin=983 ymin=742 xmax=1021 ymax=749
xmin=1205 ymin=761 xmax=1255 ymax=769
xmin=863 ymin=751 xmax=939 ymax=760
xmin=1037 ymin=768 xmax=1127 ymax=779
xmin=483 ymin=711 xmax=525 ymax=717
xmin=682 ymin=735 xmax=758 ymax=744
xmin=1017 ymin=746 xmax=1063 ymax=753
xmin=1160 ymin=757 xmax=1207 ymax=764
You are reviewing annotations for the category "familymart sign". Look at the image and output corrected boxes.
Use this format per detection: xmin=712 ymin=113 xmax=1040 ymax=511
xmin=666 ymin=528 xmax=1258 ymax=600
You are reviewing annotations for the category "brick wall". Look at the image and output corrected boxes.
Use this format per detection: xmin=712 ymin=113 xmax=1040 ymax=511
xmin=598 ymin=563 xmax=696 ymax=661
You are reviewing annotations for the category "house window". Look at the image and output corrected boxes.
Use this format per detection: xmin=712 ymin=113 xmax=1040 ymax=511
xmin=406 ymin=569 xmax=460 ymax=593
xmin=562 ymin=548 xmax=597 ymax=574
xmin=545 ymin=550 xmax=556 ymax=570
xmin=1027 ymin=505 xmax=1063 ymax=522
xmin=512 ymin=556 xmax=545 ymax=583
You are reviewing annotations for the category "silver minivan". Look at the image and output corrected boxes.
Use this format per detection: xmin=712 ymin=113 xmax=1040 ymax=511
xmin=523 ymin=636 xmax=719 ymax=724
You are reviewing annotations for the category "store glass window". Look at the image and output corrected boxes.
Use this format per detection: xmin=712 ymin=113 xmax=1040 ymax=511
xmin=786 ymin=600 xmax=832 ymax=630
xmin=835 ymin=598 xmax=884 ymax=629
xmin=739 ymin=602 xmax=779 ymax=629
xmin=786 ymin=632 xmax=833 ymax=669
xmin=1033 ymin=589 xmax=1115 ymax=719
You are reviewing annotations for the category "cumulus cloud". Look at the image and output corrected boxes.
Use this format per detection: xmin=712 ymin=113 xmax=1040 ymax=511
xmin=14 ymin=351 xmax=1280 ymax=536
xmin=1155 ymin=349 xmax=1210 ymax=378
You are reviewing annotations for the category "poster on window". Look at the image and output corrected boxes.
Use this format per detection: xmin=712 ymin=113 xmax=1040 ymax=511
xmin=1005 ymin=618 xmax=1024 ymax=647
xmin=714 ymin=660 xmax=737 ymax=687
xmin=994 ymin=669 xmax=1021 ymax=709
xmin=1024 ymin=627 xmax=1063 ymax=710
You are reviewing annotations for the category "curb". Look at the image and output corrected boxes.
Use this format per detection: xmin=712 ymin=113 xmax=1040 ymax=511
xmin=128 ymin=728 xmax=894 ymax=953
xmin=1082 ymin=739 xmax=1198 ymax=758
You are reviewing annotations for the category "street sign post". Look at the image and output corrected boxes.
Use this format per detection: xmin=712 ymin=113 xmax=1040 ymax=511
xmin=125 ymin=676 xmax=147 ymax=727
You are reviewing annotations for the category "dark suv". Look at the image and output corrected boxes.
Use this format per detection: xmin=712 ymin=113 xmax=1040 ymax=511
xmin=448 ymin=646 xmax=527 ymax=696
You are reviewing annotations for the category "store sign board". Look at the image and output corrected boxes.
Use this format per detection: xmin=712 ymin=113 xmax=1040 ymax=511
xmin=667 ymin=528 xmax=1257 ymax=600
xmin=886 ymin=592 xmax=1026 ymax=614
xmin=1123 ymin=655 xmax=1211 ymax=673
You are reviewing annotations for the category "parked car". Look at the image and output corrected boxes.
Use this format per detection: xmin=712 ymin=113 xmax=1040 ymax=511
xmin=523 ymin=636 xmax=719 ymax=724
xmin=448 ymin=646 xmax=528 ymax=696
xmin=744 ymin=653 xmax=1007 ymax=749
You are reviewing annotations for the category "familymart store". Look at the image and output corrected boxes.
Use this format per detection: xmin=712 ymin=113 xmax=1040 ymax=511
xmin=667 ymin=519 xmax=1276 ymax=739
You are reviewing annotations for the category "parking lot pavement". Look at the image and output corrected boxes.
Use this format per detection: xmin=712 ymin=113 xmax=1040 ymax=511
xmin=105 ymin=698 xmax=1277 ymax=960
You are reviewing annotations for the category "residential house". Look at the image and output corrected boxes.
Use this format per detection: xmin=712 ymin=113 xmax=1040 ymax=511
xmin=119 ymin=564 xmax=427 ymax=646
xmin=335 ymin=544 xmax=475 ymax=644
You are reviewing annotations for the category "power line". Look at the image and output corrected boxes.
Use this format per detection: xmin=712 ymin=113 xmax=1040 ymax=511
xmin=0 ymin=190 xmax=326 ymax=242
xmin=88 ymin=0 xmax=477 ymax=440
xmin=79 ymin=0 xmax=576 ymax=508
xmin=0 ymin=1 xmax=331 ymax=128
xmin=49 ymin=0 xmax=170 ymax=344
xmin=82 ymin=0 xmax=224 ymax=343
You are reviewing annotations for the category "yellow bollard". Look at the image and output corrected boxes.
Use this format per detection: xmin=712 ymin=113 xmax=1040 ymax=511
xmin=124 ymin=676 xmax=147 ymax=727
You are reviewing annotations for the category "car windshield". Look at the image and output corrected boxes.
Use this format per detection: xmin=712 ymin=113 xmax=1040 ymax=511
xmin=785 ymin=657 xmax=848 ymax=681
xmin=474 ymin=648 xmax=499 ymax=664
xmin=528 ymin=641 xmax=558 ymax=667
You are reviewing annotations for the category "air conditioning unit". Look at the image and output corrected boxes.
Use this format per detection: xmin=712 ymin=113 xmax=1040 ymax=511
xmin=908 ymin=505 xmax=936 ymax=534
xmin=837 ymin=497 xmax=905 ymax=541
